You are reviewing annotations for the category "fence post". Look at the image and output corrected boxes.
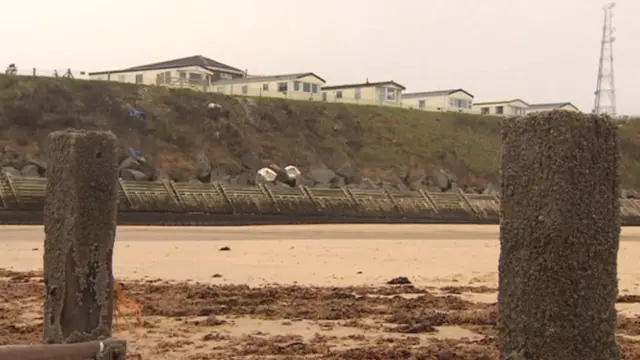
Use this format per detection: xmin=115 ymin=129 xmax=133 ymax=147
xmin=382 ymin=187 xmax=403 ymax=214
xmin=259 ymin=184 xmax=280 ymax=212
xmin=162 ymin=179 xmax=185 ymax=211
xmin=4 ymin=173 xmax=22 ymax=210
xmin=419 ymin=189 xmax=439 ymax=213
xmin=0 ymin=173 xmax=7 ymax=210
xmin=340 ymin=187 xmax=358 ymax=206
xmin=630 ymin=200 xmax=640 ymax=219
xmin=118 ymin=178 xmax=134 ymax=210
xmin=215 ymin=182 xmax=236 ymax=214
xmin=300 ymin=186 xmax=320 ymax=212
xmin=43 ymin=130 xmax=119 ymax=344
xmin=456 ymin=188 xmax=477 ymax=218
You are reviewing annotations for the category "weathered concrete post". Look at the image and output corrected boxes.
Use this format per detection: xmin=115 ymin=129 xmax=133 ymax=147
xmin=43 ymin=130 xmax=119 ymax=344
xmin=499 ymin=111 xmax=621 ymax=359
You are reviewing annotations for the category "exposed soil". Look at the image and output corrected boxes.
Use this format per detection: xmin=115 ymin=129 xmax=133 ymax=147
xmin=3 ymin=269 xmax=640 ymax=359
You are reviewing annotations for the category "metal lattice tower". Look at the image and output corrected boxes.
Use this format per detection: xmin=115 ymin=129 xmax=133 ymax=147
xmin=593 ymin=3 xmax=617 ymax=116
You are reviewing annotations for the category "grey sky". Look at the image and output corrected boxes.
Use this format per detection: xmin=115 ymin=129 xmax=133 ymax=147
xmin=2 ymin=0 xmax=638 ymax=115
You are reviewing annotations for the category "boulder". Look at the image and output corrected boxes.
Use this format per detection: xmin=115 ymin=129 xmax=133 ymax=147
xmin=403 ymin=167 xmax=427 ymax=189
xmin=431 ymin=169 xmax=452 ymax=192
xmin=621 ymin=189 xmax=639 ymax=199
xmin=197 ymin=171 xmax=211 ymax=183
xmin=294 ymin=175 xmax=315 ymax=187
xmin=119 ymin=156 xmax=158 ymax=181
xmin=307 ymin=167 xmax=336 ymax=185
xmin=268 ymin=164 xmax=298 ymax=187
xmin=234 ymin=171 xmax=255 ymax=186
xmin=267 ymin=163 xmax=283 ymax=174
xmin=1 ymin=150 xmax=25 ymax=169
xmin=256 ymin=167 xmax=277 ymax=184
xmin=20 ymin=164 xmax=40 ymax=177
xmin=483 ymin=183 xmax=499 ymax=196
xmin=195 ymin=152 xmax=212 ymax=183
xmin=284 ymin=165 xmax=301 ymax=180
xmin=210 ymin=169 xmax=232 ymax=183
xmin=26 ymin=159 xmax=47 ymax=174
xmin=118 ymin=157 xmax=145 ymax=172
xmin=2 ymin=166 xmax=20 ymax=177
xmin=329 ymin=176 xmax=345 ymax=188
xmin=267 ymin=164 xmax=289 ymax=186
xmin=120 ymin=168 xmax=149 ymax=181
xmin=449 ymin=181 xmax=460 ymax=192
xmin=440 ymin=168 xmax=457 ymax=182
xmin=2 ymin=146 xmax=18 ymax=160
xmin=334 ymin=163 xmax=357 ymax=183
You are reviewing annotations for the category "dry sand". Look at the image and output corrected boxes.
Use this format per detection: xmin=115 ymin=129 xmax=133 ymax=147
xmin=4 ymin=224 xmax=640 ymax=290
xmin=2 ymin=224 xmax=640 ymax=359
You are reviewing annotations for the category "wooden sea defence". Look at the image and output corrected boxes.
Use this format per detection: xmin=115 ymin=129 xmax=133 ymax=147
xmin=1 ymin=172 xmax=640 ymax=224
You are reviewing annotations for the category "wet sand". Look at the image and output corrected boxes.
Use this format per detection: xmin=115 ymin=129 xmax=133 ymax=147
xmin=2 ymin=224 xmax=640 ymax=359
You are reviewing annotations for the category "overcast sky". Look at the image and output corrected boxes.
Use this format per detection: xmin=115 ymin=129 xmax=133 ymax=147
xmin=2 ymin=0 xmax=638 ymax=115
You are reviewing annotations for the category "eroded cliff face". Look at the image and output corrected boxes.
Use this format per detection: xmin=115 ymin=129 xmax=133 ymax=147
xmin=1 ymin=75 xmax=640 ymax=194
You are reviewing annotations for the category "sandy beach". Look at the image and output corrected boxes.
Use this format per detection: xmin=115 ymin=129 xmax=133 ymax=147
xmin=2 ymin=224 xmax=640 ymax=359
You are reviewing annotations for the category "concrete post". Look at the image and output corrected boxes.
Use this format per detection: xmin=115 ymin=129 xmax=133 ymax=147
xmin=499 ymin=111 xmax=621 ymax=359
xmin=43 ymin=130 xmax=119 ymax=344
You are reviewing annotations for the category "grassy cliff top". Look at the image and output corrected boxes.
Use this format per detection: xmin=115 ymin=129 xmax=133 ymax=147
xmin=0 ymin=75 xmax=638 ymax=191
